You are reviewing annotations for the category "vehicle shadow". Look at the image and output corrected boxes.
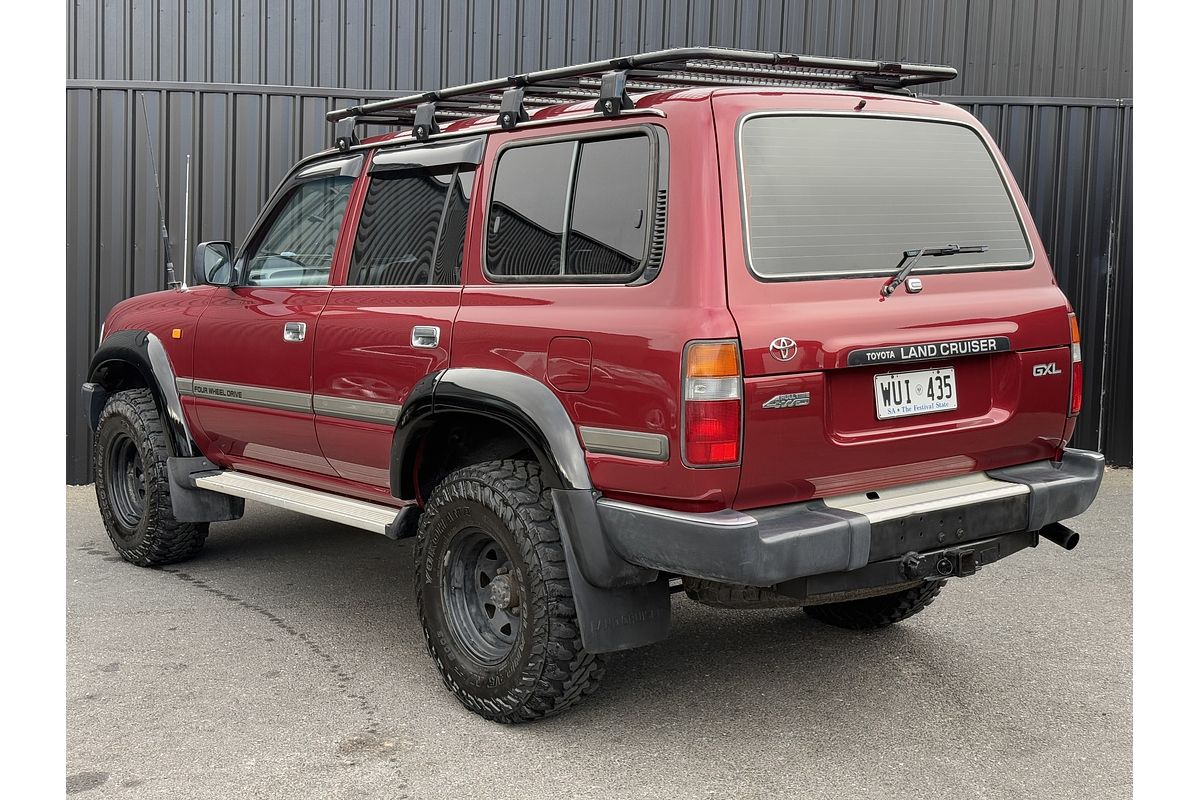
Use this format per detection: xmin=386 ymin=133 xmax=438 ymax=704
xmin=182 ymin=504 xmax=1001 ymax=744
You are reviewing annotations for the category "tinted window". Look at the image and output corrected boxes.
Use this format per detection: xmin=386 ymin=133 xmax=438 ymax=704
xmin=486 ymin=141 xmax=573 ymax=277
xmin=486 ymin=134 xmax=653 ymax=281
xmin=740 ymin=116 xmax=1032 ymax=279
xmin=349 ymin=167 xmax=472 ymax=286
xmin=566 ymin=137 xmax=651 ymax=276
xmin=243 ymin=175 xmax=354 ymax=286
xmin=435 ymin=170 xmax=473 ymax=284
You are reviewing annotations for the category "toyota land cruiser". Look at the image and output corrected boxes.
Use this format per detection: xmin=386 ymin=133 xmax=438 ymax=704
xmin=81 ymin=48 xmax=1104 ymax=723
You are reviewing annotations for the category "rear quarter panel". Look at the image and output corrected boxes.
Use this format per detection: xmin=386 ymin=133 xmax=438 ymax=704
xmin=455 ymin=98 xmax=741 ymax=511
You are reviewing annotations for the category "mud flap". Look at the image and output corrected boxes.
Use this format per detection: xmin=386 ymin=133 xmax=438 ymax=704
xmin=166 ymin=456 xmax=245 ymax=523
xmin=560 ymin=523 xmax=671 ymax=654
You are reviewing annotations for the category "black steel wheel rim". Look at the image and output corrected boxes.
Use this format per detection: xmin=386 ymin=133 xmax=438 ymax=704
xmin=106 ymin=432 xmax=147 ymax=531
xmin=442 ymin=528 xmax=522 ymax=666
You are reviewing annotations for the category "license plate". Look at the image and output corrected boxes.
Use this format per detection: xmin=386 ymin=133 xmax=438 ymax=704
xmin=874 ymin=367 xmax=958 ymax=420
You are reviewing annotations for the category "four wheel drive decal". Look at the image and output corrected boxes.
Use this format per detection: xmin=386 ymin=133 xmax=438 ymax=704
xmin=177 ymin=378 xmax=399 ymax=422
xmin=763 ymin=392 xmax=811 ymax=409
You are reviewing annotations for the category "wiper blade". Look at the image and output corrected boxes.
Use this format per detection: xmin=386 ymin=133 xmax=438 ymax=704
xmin=880 ymin=243 xmax=989 ymax=298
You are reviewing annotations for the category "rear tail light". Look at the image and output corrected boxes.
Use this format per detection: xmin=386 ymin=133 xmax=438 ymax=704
xmin=683 ymin=340 xmax=742 ymax=466
xmin=1068 ymin=312 xmax=1083 ymax=416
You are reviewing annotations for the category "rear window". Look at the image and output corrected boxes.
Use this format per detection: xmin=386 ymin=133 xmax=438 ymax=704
xmin=739 ymin=115 xmax=1032 ymax=280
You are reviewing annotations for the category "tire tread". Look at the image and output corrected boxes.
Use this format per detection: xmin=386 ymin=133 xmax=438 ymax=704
xmin=94 ymin=388 xmax=208 ymax=566
xmin=414 ymin=459 xmax=604 ymax=723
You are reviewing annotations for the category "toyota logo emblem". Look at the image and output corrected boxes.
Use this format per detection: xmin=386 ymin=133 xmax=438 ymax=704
xmin=769 ymin=337 xmax=798 ymax=362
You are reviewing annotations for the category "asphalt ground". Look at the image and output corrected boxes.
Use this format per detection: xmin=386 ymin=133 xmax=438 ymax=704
xmin=66 ymin=469 xmax=1131 ymax=799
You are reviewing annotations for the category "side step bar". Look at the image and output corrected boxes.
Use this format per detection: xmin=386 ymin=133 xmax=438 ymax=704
xmin=193 ymin=471 xmax=408 ymax=537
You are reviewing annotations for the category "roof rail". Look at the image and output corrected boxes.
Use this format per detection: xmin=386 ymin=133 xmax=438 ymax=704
xmin=326 ymin=46 xmax=956 ymax=146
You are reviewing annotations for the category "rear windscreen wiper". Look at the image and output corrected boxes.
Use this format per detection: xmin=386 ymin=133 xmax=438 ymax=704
xmin=880 ymin=244 xmax=989 ymax=297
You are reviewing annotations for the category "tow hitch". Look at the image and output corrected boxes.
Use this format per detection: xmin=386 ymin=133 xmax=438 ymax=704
xmin=900 ymin=547 xmax=983 ymax=581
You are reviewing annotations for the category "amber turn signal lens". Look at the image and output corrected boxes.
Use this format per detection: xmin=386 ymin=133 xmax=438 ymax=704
xmin=686 ymin=341 xmax=739 ymax=378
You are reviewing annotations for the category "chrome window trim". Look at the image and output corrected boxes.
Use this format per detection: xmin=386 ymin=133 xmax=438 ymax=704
xmin=734 ymin=110 xmax=1036 ymax=281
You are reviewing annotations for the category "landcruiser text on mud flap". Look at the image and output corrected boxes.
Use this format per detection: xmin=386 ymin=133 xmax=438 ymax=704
xmin=82 ymin=48 xmax=1103 ymax=723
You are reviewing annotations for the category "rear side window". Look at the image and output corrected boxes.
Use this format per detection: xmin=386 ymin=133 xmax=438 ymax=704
xmin=486 ymin=133 xmax=653 ymax=282
xmin=567 ymin=137 xmax=651 ymax=276
xmin=349 ymin=167 xmax=473 ymax=286
xmin=739 ymin=115 xmax=1032 ymax=280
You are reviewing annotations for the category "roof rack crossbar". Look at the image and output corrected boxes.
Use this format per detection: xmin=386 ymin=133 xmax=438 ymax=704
xmin=326 ymin=46 xmax=956 ymax=137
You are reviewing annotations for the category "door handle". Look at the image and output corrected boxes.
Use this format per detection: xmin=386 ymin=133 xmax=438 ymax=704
xmin=283 ymin=321 xmax=307 ymax=342
xmin=411 ymin=325 xmax=441 ymax=349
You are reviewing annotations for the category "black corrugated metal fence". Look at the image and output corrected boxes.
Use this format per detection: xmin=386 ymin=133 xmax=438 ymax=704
xmin=65 ymin=0 xmax=1133 ymax=481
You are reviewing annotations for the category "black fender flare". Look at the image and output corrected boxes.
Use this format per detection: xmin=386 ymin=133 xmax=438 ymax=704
xmin=388 ymin=367 xmax=662 ymax=592
xmin=85 ymin=329 xmax=198 ymax=458
xmin=389 ymin=367 xmax=593 ymax=501
xmin=389 ymin=368 xmax=666 ymax=651
xmin=85 ymin=329 xmax=242 ymax=523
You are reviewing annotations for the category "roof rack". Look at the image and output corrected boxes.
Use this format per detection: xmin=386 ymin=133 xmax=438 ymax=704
xmin=326 ymin=46 xmax=957 ymax=148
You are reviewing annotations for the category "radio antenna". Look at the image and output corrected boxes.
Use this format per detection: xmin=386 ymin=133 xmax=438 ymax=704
xmin=138 ymin=92 xmax=181 ymax=290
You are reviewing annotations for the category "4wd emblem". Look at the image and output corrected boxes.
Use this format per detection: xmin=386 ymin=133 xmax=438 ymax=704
xmin=769 ymin=337 xmax=798 ymax=362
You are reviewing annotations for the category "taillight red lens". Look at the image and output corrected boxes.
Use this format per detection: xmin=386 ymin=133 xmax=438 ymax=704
xmin=1071 ymin=360 xmax=1084 ymax=416
xmin=685 ymin=399 xmax=741 ymax=464
xmin=683 ymin=340 xmax=742 ymax=466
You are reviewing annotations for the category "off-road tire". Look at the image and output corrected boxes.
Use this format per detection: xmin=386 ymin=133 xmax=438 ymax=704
xmin=803 ymin=580 xmax=946 ymax=629
xmin=94 ymin=388 xmax=208 ymax=566
xmin=682 ymin=577 xmax=803 ymax=609
xmin=414 ymin=459 xmax=604 ymax=723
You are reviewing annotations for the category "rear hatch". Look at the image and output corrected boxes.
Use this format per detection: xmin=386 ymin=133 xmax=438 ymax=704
xmin=712 ymin=92 xmax=1074 ymax=510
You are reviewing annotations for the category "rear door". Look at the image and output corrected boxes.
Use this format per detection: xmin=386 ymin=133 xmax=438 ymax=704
xmin=311 ymin=140 xmax=478 ymax=488
xmin=191 ymin=155 xmax=361 ymax=478
xmin=713 ymin=92 xmax=1074 ymax=509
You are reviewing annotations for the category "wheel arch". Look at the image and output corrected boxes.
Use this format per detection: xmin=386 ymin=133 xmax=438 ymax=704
xmin=391 ymin=368 xmax=592 ymax=503
xmin=86 ymin=329 xmax=197 ymax=459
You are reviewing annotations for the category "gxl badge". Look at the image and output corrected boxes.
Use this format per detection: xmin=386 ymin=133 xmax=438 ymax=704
xmin=1032 ymin=363 xmax=1063 ymax=377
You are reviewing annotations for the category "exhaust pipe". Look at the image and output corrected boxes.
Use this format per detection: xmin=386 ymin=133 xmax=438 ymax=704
xmin=1039 ymin=522 xmax=1080 ymax=551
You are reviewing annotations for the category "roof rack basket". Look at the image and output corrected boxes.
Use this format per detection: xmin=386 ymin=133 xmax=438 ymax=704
xmin=327 ymin=46 xmax=956 ymax=146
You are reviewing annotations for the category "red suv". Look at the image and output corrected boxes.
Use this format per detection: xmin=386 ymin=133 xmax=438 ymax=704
xmin=82 ymin=49 xmax=1104 ymax=722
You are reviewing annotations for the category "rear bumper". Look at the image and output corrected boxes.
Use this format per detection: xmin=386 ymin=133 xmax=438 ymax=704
xmin=592 ymin=448 xmax=1104 ymax=587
